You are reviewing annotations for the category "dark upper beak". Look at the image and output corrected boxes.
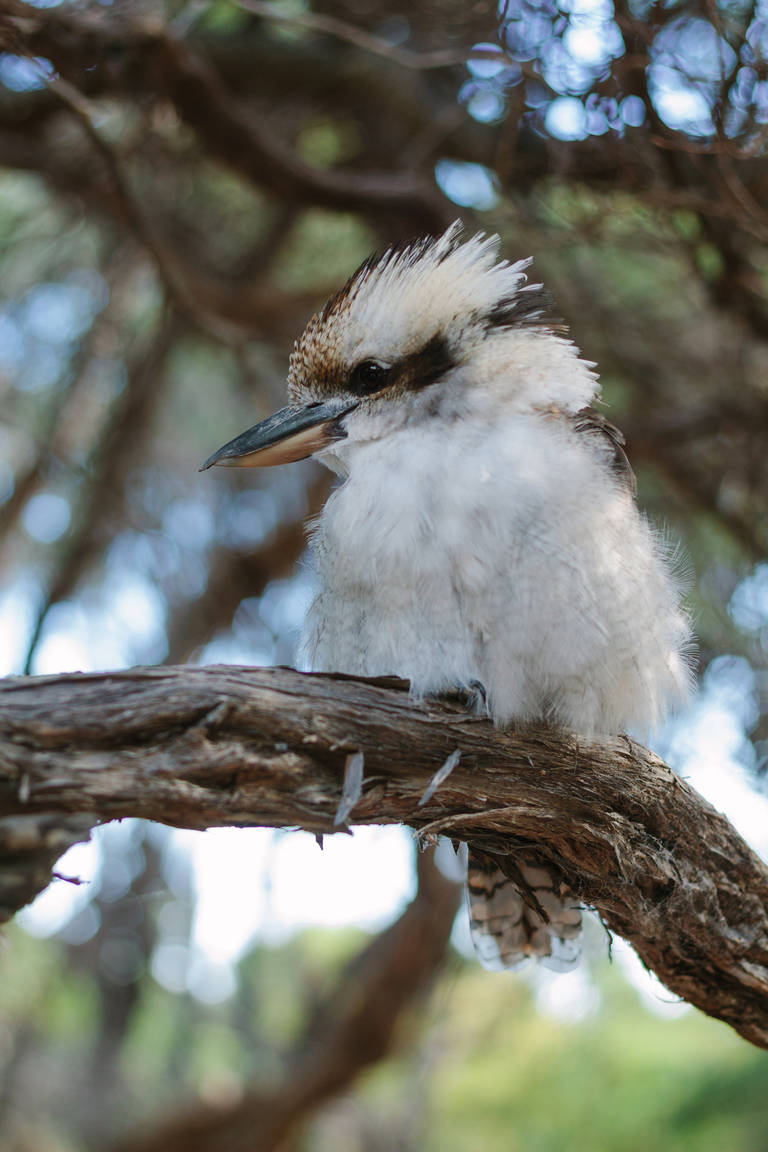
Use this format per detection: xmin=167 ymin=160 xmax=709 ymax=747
xmin=200 ymin=397 xmax=357 ymax=471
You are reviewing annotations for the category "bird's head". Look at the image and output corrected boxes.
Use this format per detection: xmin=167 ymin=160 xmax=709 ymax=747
xmin=201 ymin=221 xmax=596 ymax=473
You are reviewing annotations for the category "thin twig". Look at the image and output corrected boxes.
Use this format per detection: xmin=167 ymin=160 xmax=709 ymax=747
xmin=235 ymin=0 xmax=509 ymax=71
xmin=46 ymin=74 xmax=244 ymax=345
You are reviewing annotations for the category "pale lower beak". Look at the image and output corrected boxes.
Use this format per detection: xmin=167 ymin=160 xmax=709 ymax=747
xmin=200 ymin=397 xmax=357 ymax=470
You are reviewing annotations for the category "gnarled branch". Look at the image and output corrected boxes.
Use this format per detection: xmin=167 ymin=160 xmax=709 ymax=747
xmin=1 ymin=664 xmax=767 ymax=1049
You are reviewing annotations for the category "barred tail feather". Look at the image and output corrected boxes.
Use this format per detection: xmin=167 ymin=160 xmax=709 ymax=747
xmin=467 ymin=850 xmax=582 ymax=973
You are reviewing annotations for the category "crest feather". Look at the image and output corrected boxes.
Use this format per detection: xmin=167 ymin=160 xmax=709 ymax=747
xmin=312 ymin=222 xmax=549 ymax=348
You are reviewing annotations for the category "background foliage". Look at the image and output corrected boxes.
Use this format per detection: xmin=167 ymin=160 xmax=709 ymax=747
xmin=1 ymin=0 xmax=768 ymax=1147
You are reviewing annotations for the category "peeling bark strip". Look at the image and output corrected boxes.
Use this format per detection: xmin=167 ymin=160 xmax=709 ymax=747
xmin=0 ymin=664 xmax=767 ymax=1049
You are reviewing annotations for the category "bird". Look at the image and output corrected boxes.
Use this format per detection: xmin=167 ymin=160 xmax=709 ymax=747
xmin=202 ymin=221 xmax=694 ymax=971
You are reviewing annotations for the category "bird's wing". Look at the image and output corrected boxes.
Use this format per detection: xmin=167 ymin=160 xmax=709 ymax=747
xmin=571 ymin=406 xmax=637 ymax=496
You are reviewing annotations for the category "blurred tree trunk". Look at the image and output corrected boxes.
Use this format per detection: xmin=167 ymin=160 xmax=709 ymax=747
xmin=107 ymin=847 xmax=460 ymax=1152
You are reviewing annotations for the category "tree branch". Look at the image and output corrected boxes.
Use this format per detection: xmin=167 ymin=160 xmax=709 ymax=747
xmin=1 ymin=664 xmax=767 ymax=1049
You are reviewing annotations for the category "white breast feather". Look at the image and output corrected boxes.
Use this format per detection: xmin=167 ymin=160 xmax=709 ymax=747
xmin=304 ymin=409 xmax=691 ymax=736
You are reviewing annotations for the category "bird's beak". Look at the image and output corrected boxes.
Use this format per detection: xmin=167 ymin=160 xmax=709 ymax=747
xmin=200 ymin=397 xmax=357 ymax=470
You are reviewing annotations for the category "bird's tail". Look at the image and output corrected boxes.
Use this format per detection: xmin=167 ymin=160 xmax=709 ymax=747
xmin=466 ymin=849 xmax=582 ymax=972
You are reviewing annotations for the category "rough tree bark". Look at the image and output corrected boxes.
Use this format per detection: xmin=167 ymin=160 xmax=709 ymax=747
xmin=1 ymin=664 xmax=767 ymax=1050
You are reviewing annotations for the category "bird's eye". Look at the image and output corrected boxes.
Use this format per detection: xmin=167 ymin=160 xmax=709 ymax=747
xmin=348 ymin=359 xmax=392 ymax=396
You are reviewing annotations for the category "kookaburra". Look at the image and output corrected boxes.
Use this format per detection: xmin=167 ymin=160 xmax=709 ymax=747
xmin=203 ymin=222 xmax=693 ymax=971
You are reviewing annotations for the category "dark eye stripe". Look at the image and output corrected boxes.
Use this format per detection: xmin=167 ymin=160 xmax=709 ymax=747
xmin=396 ymin=333 xmax=455 ymax=392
